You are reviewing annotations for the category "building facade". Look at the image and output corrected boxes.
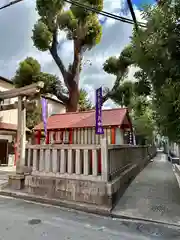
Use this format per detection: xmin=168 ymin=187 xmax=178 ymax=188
xmin=0 ymin=76 xmax=66 ymax=166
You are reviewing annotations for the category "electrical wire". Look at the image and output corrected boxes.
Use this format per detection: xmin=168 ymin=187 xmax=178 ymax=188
xmin=0 ymin=0 xmax=23 ymax=10
xmin=64 ymin=0 xmax=146 ymax=27
xmin=0 ymin=0 xmax=146 ymax=28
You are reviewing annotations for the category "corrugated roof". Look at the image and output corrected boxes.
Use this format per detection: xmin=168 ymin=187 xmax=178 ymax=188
xmin=34 ymin=108 xmax=130 ymax=130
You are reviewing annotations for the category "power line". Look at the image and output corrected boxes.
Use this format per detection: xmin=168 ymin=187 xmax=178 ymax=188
xmin=0 ymin=0 xmax=146 ymax=28
xmin=0 ymin=0 xmax=23 ymax=10
xmin=64 ymin=0 xmax=146 ymax=27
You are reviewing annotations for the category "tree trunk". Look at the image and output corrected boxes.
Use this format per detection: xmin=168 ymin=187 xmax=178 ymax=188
xmin=66 ymin=85 xmax=79 ymax=112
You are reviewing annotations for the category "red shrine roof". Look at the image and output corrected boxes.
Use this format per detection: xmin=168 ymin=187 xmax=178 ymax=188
xmin=0 ymin=122 xmax=30 ymax=132
xmin=0 ymin=122 xmax=17 ymax=131
xmin=34 ymin=108 xmax=132 ymax=130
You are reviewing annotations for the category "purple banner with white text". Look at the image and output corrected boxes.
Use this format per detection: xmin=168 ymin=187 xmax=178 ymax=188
xmin=41 ymin=97 xmax=47 ymax=137
xmin=95 ymin=87 xmax=104 ymax=135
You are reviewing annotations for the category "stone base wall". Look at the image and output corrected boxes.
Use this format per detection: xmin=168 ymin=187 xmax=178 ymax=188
xmin=25 ymin=175 xmax=112 ymax=207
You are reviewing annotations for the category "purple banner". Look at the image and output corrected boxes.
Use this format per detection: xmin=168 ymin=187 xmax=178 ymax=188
xmin=41 ymin=97 xmax=47 ymax=137
xmin=95 ymin=87 xmax=104 ymax=134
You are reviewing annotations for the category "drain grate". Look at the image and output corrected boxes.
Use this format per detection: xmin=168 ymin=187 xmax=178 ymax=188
xmin=136 ymin=223 xmax=180 ymax=238
xmin=137 ymin=224 xmax=163 ymax=237
xmin=28 ymin=219 xmax=41 ymax=225
xmin=151 ymin=205 xmax=168 ymax=214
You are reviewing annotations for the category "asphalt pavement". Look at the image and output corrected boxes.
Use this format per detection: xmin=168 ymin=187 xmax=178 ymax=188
xmin=0 ymin=196 xmax=179 ymax=239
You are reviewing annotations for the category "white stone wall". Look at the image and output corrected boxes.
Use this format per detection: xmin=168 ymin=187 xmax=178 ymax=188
xmin=0 ymin=134 xmax=13 ymax=142
xmin=115 ymin=128 xmax=124 ymax=144
xmin=170 ymin=142 xmax=180 ymax=157
xmin=0 ymin=80 xmax=18 ymax=125
xmin=47 ymin=98 xmax=66 ymax=117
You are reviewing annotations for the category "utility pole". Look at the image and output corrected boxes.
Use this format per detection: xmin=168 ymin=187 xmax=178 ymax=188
xmin=126 ymin=0 xmax=138 ymax=30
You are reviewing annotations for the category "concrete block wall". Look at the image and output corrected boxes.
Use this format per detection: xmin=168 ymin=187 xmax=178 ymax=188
xmin=25 ymin=175 xmax=112 ymax=207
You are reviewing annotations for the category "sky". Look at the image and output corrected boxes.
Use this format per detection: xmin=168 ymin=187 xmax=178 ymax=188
xmin=0 ymin=0 xmax=144 ymax=109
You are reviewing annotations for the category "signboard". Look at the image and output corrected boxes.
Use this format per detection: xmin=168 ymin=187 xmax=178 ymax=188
xmin=95 ymin=87 xmax=104 ymax=134
xmin=41 ymin=97 xmax=47 ymax=137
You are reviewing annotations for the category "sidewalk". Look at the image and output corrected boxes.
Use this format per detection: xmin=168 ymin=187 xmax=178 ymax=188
xmin=112 ymin=154 xmax=180 ymax=225
xmin=0 ymin=166 xmax=15 ymax=188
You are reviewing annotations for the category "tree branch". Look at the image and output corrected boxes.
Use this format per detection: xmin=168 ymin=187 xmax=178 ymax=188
xmin=102 ymin=74 xmax=122 ymax=104
xmin=49 ymin=28 xmax=70 ymax=90
xmin=69 ymin=39 xmax=82 ymax=87
xmin=54 ymin=88 xmax=69 ymax=104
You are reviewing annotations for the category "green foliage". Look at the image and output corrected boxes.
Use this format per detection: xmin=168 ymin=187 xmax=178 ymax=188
xmin=58 ymin=10 xmax=78 ymax=34
xmin=103 ymin=57 xmax=120 ymax=75
xmin=83 ymin=14 xmax=102 ymax=48
xmin=103 ymin=48 xmax=155 ymax=144
xmin=12 ymin=57 xmax=65 ymax=96
xmin=13 ymin=57 xmax=68 ymax=129
xmin=103 ymin=45 xmax=134 ymax=76
xmin=133 ymin=108 xmax=154 ymax=144
xmin=103 ymin=1 xmax=180 ymax=143
xmin=78 ymin=89 xmax=93 ymax=111
xmin=110 ymin=81 xmax=134 ymax=107
xmin=13 ymin=57 xmax=41 ymax=87
xmin=130 ymin=95 xmax=155 ymax=144
xmin=32 ymin=20 xmax=53 ymax=51
xmin=33 ymin=72 xmax=58 ymax=94
xmin=134 ymin=70 xmax=151 ymax=96
xmin=129 ymin=1 xmax=180 ymax=142
xmin=110 ymin=81 xmax=155 ymax=143
xmin=26 ymin=102 xmax=42 ymax=130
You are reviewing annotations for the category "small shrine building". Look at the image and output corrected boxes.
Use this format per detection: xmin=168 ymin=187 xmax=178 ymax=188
xmin=34 ymin=108 xmax=134 ymax=145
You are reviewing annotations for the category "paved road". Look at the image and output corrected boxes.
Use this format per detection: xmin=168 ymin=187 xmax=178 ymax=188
xmin=0 ymin=196 xmax=180 ymax=239
xmin=113 ymin=154 xmax=180 ymax=225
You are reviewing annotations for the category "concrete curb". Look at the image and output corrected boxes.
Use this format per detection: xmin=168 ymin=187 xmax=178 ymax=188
xmin=111 ymin=212 xmax=180 ymax=228
xmin=0 ymin=189 xmax=111 ymax=217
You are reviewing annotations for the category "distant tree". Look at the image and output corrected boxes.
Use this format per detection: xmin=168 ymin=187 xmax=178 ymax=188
xmin=78 ymin=89 xmax=92 ymax=111
xmin=12 ymin=57 xmax=67 ymax=100
xmin=26 ymin=102 xmax=42 ymax=130
xmin=132 ymin=97 xmax=155 ymax=144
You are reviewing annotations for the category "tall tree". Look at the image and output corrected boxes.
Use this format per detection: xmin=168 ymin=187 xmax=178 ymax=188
xmin=103 ymin=52 xmax=155 ymax=144
xmin=104 ymin=1 xmax=180 ymax=143
xmin=32 ymin=0 xmax=103 ymax=112
xmin=13 ymin=57 xmax=66 ymax=129
xmin=129 ymin=0 xmax=180 ymax=143
xmin=102 ymin=45 xmax=134 ymax=103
